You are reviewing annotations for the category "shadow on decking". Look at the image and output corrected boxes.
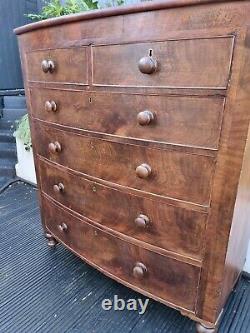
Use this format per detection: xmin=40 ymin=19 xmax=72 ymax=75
xmin=0 ymin=182 xmax=249 ymax=333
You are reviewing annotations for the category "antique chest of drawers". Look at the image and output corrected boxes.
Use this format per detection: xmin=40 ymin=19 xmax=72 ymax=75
xmin=15 ymin=1 xmax=250 ymax=332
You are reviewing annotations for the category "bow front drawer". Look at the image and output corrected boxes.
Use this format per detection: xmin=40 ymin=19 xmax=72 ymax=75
xmin=33 ymin=122 xmax=215 ymax=206
xmin=26 ymin=47 xmax=88 ymax=84
xmin=43 ymin=196 xmax=200 ymax=311
xmin=39 ymin=158 xmax=207 ymax=260
xmin=92 ymin=37 xmax=234 ymax=88
xmin=30 ymin=88 xmax=225 ymax=149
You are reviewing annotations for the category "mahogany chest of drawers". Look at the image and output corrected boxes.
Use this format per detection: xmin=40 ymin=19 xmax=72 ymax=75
xmin=15 ymin=1 xmax=250 ymax=332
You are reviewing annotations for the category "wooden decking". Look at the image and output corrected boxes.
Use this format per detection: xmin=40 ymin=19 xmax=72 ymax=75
xmin=0 ymin=182 xmax=249 ymax=332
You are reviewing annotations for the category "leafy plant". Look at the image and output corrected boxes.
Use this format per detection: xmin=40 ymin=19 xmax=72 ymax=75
xmin=26 ymin=0 xmax=99 ymax=21
xmin=14 ymin=114 xmax=32 ymax=151
xmin=98 ymin=0 xmax=124 ymax=8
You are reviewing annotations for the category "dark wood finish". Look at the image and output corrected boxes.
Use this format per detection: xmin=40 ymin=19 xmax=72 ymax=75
xmin=195 ymin=26 xmax=250 ymax=325
xmin=135 ymin=163 xmax=152 ymax=179
xmin=138 ymin=55 xmax=158 ymax=75
xmin=41 ymin=59 xmax=55 ymax=73
xmin=44 ymin=232 xmax=58 ymax=247
xmin=13 ymin=0 xmax=239 ymax=36
xmin=48 ymin=141 xmax=61 ymax=154
xmin=15 ymin=2 xmax=250 ymax=53
xmin=38 ymin=157 xmax=207 ymax=262
xmin=137 ymin=110 xmax=155 ymax=126
xmin=92 ymin=37 xmax=234 ymax=88
xmin=53 ymin=182 xmax=64 ymax=193
xmin=134 ymin=214 xmax=149 ymax=229
xmin=30 ymin=88 xmax=225 ymax=149
xmin=58 ymin=222 xmax=68 ymax=232
xmin=34 ymin=121 xmax=215 ymax=205
xmin=44 ymin=100 xmax=57 ymax=112
xmin=42 ymin=195 xmax=201 ymax=312
xmin=16 ymin=1 xmax=250 ymax=331
xmin=132 ymin=262 xmax=147 ymax=279
xmin=26 ymin=48 xmax=88 ymax=84
xmin=220 ymin=119 xmax=250 ymax=309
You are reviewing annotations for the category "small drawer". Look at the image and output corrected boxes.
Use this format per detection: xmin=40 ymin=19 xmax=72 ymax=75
xmin=39 ymin=158 xmax=207 ymax=260
xmin=26 ymin=47 xmax=88 ymax=84
xmin=92 ymin=37 xmax=234 ymax=88
xmin=43 ymin=196 xmax=200 ymax=311
xmin=33 ymin=122 xmax=215 ymax=206
xmin=30 ymin=88 xmax=225 ymax=149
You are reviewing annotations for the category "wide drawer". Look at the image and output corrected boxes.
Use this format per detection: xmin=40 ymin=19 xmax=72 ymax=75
xmin=26 ymin=47 xmax=88 ymax=84
xmin=33 ymin=121 xmax=215 ymax=206
xmin=92 ymin=37 xmax=234 ymax=88
xmin=39 ymin=158 xmax=207 ymax=260
xmin=43 ymin=196 xmax=200 ymax=311
xmin=30 ymin=88 xmax=224 ymax=149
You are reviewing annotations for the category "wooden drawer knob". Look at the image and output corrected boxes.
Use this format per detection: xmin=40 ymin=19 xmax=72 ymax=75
xmin=136 ymin=163 xmax=152 ymax=179
xmin=137 ymin=110 xmax=154 ymax=126
xmin=41 ymin=59 xmax=55 ymax=73
xmin=58 ymin=223 xmax=68 ymax=232
xmin=48 ymin=141 xmax=61 ymax=154
xmin=133 ymin=262 xmax=147 ymax=279
xmin=138 ymin=56 xmax=157 ymax=74
xmin=135 ymin=214 xmax=149 ymax=228
xmin=53 ymin=183 xmax=64 ymax=193
xmin=45 ymin=100 xmax=57 ymax=112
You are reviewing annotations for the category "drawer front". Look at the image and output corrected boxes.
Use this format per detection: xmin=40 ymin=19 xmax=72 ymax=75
xmin=30 ymin=88 xmax=224 ymax=149
xmin=39 ymin=159 xmax=207 ymax=260
xmin=92 ymin=37 xmax=234 ymax=88
xmin=26 ymin=48 xmax=88 ymax=84
xmin=34 ymin=122 xmax=215 ymax=206
xmin=43 ymin=196 xmax=200 ymax=311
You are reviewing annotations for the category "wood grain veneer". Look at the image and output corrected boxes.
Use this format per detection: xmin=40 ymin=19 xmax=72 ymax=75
xmin=39 ymin=157 xmax=207 ymax=262
xmin=27 ymin=48 xmax=88 ymax=84
xmin=30 ymin=88 xmax=225 ymax=149
xmin=33 ymin=120 xmax=215 ymax=206
xmin=42 ymin=195 xmax=201 ymax=312
xmin=92 ymin=37 xmax=234 ymax=89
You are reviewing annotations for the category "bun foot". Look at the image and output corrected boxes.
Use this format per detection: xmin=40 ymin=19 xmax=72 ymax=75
xmin=196 ymin=323 xmax=217 ymax=333
xmin=45 ymin=232 xmax=58 ymax=248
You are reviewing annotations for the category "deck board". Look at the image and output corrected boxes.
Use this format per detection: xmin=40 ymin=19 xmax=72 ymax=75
xmin=0 ymin=182 xmax=249 ymax=333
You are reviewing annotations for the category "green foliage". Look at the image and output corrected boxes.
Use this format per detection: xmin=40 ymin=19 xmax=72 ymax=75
xmin=26 ymin=0 xmax=99 ymax=21
xmin=13 ymin=114 xmax=32 ymax=151
xmin=98 ymin=0 xmax=124 ymax=8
